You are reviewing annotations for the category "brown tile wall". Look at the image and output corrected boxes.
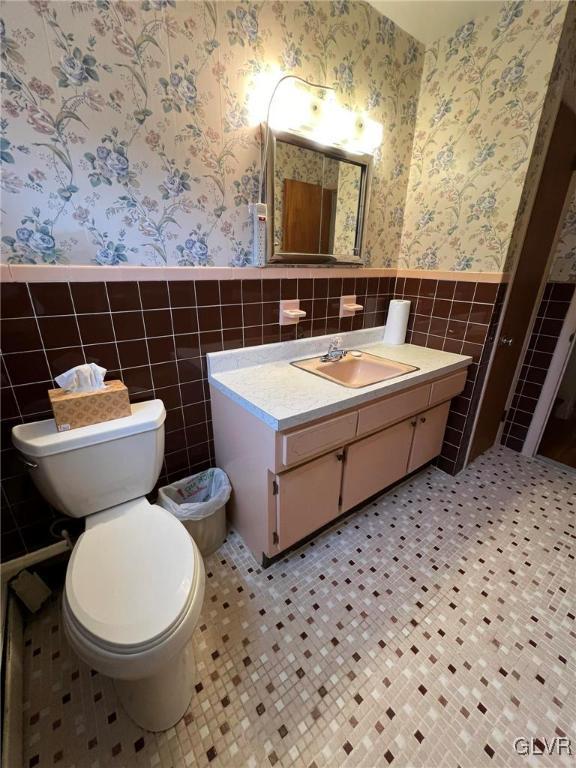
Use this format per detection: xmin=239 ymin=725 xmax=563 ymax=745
xmin=501 ymin=281 xmax=575 ymax=452
xmin=1 ymin=274 xmax=506 ymax=561
xmin=1 ymin=276 xmax=392 ymax=561
xmin=392 ymin=276 xmax=506 ymax=475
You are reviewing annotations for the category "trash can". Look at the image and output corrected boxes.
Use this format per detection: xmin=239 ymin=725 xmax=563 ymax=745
xmin=158 ymin=469 xmax=231 ymax=557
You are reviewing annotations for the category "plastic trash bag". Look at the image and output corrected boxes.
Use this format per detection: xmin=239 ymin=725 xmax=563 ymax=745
xmin=158 ymin=469 xmax=231 ymax=520
xmin=158 ymin=469 xmax=231 ymax=556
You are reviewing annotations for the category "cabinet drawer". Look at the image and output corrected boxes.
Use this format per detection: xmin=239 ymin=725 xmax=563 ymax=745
xmin=357 ymin=384 xmax=430 ymax=437
xmin=281 ymin=411 xmax=358 ymax=467
xmin=429 ymin=369 xmax=467 ymax=406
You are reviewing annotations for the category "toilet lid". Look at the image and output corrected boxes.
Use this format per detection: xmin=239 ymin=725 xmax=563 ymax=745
xmin=66 ymin=501 xmax=197 ymax=648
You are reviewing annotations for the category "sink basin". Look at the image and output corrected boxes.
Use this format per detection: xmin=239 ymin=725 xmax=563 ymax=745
xmin=291 ymin=351 xmax=418 ymax=388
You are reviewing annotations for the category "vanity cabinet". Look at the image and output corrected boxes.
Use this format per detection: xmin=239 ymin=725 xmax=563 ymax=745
xmin=211 ymin=366 xmax=468 ymax=564
xmin=283 ymin=400 xmax=452 ymax=521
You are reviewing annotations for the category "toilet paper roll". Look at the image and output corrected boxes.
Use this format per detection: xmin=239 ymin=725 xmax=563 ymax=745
xmin=383 ymin=299 xmax=410 ymax=345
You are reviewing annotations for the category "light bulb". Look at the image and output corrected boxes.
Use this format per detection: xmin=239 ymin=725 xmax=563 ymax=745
xmin=247 ymin=68 xmax=284 ymax=126
xmin=249 ymin=72 xmax=383 ymax=155
xmin=310 ymin=95 xmax=355 ymax=147
xmin=269 ymin=79 xmax=316 ymax=132
xmin=351 ymin=115 xmax=383 ymax=153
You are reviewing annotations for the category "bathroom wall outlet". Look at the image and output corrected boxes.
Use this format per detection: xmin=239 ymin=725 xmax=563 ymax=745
xmin=250 ymin=202 xmax=267 ymax=266
xmin=280 ymin=299 xmax=307 ymax=326
xmin=339 ymin=294 xmax=364 ymax=318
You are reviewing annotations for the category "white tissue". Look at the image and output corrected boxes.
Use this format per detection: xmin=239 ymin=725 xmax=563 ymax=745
xmin=55 ymin=363 xmax=106 ymax=392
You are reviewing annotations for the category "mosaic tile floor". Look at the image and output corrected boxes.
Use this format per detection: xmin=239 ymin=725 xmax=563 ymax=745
xmin=22 ymin=447 xmax=575 ymax=768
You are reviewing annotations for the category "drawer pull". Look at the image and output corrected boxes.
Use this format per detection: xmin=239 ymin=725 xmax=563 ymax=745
xmin=420 ymin=417 xmax=426 ymax=423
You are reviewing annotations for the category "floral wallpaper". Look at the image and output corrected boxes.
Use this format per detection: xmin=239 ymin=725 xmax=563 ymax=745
xmin=550 ymin=188 xmax=576 ymax=284
xmin=0 ymin=0 xmax=423 ymax=268
xmin=503 ymin=0 xmax=576 ymax=275
xmin=332 ymin=159 xmax=361 ymax=255
xmin=399 ymin=0 xmax=569 ymax=273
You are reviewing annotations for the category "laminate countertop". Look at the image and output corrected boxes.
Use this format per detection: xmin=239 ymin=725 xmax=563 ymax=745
xmin=207 ymin=327 xmax=471 ymax=431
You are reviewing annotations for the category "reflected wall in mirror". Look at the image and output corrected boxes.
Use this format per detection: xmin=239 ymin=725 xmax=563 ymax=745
xmin=267 ymin=133 xmax=371 ymax=265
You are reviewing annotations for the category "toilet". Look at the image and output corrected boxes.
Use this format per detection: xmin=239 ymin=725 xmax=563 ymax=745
xmin=12 ymin=400 xmax=205 ymax=732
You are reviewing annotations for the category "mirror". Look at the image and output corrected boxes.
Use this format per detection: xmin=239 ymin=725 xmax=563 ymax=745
xmin=266 ymin=132 xmax=372 ymax=265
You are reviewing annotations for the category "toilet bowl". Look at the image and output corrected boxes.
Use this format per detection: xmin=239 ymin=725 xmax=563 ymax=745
xmin=12 ymin=400 xmax=205 ymax=732
xmin=63 ymin=499 xmax=205 ymax=731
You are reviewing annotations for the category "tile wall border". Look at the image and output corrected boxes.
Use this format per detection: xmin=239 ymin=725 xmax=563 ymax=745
xmin=2 ymin=265 xmax=507 ymax=284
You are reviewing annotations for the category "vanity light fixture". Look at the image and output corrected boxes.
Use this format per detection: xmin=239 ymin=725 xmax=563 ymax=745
xmin=254 ymin=74 xmax=384 ymax=204
xmin=351 ymin=115 xmax=383 ymax=155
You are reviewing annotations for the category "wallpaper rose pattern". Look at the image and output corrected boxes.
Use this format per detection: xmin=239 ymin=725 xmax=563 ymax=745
xmin=503 ymin=0 xmax=575 ymax=275
xmin=332 ymin=160 xmax=361 ymax=256
xmin=550 ymin=188 xmax=576 ymax=284
xmin=0 ymin=0 xmax=423 ymax=267
xmin=399 ymin=0 xmax=568 ymax=273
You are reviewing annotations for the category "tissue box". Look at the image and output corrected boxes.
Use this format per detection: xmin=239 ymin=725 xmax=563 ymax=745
xmin=48 ymin=380 xmax=131 ymax=432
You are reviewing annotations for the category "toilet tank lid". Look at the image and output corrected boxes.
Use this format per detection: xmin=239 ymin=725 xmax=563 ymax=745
xmin=12 ymin=399 xmax=166 ymax=458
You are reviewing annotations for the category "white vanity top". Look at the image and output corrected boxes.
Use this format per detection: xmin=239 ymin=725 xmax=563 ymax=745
xmin=207 ymin=327 xmax=471 ymax=431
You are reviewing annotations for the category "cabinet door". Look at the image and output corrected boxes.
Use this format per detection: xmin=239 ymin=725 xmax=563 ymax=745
xmin=341 ymin=418 xmax=414 ymax=512
xmin=275 ymin=451 xmax=343 ymax=552
xmin=407 ymin=401 xmax=450 ymax=473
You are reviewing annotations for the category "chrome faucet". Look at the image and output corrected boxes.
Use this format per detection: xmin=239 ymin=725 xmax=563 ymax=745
xmin=321 ymin=336 xmax=347 ymax=362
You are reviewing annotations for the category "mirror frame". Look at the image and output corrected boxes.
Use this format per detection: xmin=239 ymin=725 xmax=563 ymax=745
xmin=264 ymin=126 xmax=373 ymax=266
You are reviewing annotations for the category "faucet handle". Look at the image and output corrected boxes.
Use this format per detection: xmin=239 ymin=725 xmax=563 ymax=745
xmin=332 ymin=335 xmax=343 ymax=348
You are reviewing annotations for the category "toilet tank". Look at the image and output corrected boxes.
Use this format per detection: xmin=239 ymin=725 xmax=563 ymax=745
xmin=12 ymin=400 xmax=166 ymax=518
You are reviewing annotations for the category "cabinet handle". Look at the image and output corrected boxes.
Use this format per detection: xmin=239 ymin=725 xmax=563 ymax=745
xmin=420 ymin=417 xmax=426 ymax=423
xmin=336 ymin=452 xmax=345 ymax=462
xmin=410 ymin=420 xmax=417 ymax=427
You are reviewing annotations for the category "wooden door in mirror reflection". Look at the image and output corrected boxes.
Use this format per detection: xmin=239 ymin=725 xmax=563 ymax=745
xmin=283 ymin=179 xmax=334 ymax=254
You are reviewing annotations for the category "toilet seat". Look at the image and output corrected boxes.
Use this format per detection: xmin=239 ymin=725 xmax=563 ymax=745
xmin=65 ymin=499 xmax=198 ymax=652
